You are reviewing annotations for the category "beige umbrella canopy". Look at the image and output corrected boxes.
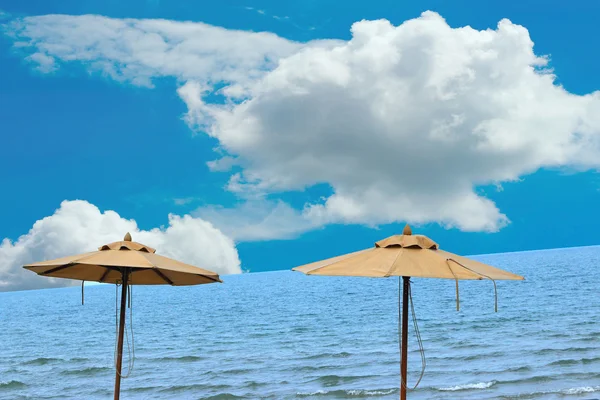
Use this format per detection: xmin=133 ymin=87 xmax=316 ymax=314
xmin=24 ymin=232 xmax=221 ymax=285
xmin=293 ymin=225 xmax=523 ymax=400
xmin=24 ymin=232 xmax=221 ymax=400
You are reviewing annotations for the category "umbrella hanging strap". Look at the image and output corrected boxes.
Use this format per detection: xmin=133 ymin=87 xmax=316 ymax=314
xmin=445 ymin=263 xmax=460 ymax=311
xmin=82 ymin=281 xmax=85 ymax=306
xmin=400 ymin=278 xmax=426 ymax=391
xmin=114 ymin=281 xmax=136 ymax=378
xmin=448 ymin=259 xmax=498 ymax=312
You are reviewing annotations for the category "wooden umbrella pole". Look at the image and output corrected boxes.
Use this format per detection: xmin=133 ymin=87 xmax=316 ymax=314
xmin=114 ymin=268 xmax=129 ymax=400
xmin=400 ymin=276 xmax=410 ymax=400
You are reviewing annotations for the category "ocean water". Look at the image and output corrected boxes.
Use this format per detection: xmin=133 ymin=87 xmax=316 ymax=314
xmin=1 ymin=246 xmax=600 ymax=399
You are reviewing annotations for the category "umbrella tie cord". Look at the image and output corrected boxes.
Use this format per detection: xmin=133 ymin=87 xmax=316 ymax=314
xmin=448 ymin=259 xmax=498 ymax=312
xmin=400 ymin=279 xmax=426 ymax=391
xmin=454 ymin=278 xmax=460 ymax=312
xmin=114 ymin=282 xmax=136 ymax=378
xmin=445 ymin=262 xmax=460 ymax=311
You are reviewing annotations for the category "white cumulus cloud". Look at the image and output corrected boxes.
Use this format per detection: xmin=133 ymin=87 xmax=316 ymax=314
xmin=0 ymin=200 xmax=241 ymax=292
xmin=4 ymin=11 xmax=600 ymax=238
xmin=182 ymin=12 xmax=600 ymax=232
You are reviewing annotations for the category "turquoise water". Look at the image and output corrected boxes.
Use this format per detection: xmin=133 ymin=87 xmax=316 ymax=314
xmin=1 ymin=246 xmax=600 ymax=399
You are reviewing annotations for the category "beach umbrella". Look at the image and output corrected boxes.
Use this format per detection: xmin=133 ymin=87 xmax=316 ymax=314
xmin=292 ymin=225 xmax=523 ymax=400
xmin=23 ymin=233 xmax=221 ymax=400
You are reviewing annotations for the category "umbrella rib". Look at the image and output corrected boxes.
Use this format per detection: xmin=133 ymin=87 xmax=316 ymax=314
xmin=301 ymin=248 xmax=375 ymax=275
xmin=40 ymin=264 xmax=76 ymax=276
xmin=95 ymin=265 xmax=128 ymax=282
xmin=198 ymin=274 xmax=221 ymax=283
xmin=36 ymin=262 xmax=121 ymax=280
xmin=152 ymin=269 xmax=174 ymax=285
xmin=99 ymin=267 xmax=112 ymax=283
xmin=384 ymin=248 xmax=403 ymax=277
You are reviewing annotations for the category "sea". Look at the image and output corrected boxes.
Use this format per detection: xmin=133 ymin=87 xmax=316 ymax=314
xmin=2 ymin=245 xmax=600 ymax=399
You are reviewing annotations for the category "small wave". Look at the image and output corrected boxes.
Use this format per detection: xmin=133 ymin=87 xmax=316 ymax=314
xmin=221 ymin=368 xmax=254 ymax=375
xmin=547 ymin=356 xmax=600 ymax=366
xmin=293 ymin=365 xmax=337 ymax=373
xmin=472 ymin=365 xmax=532 ymax=375
xmin=428 ymin=351 xmax=506 ymax=361
xmin=0 ymin=380 xmax=27 ymax=389
xmin=314 ymin=374 xmax=378 ymax=387
xmin=126 ymin=386 xmax=163 ymax=393
xmin=461 ymin=351 xmax=505 ymax=361
xmin=247 ymin=332 xmax=271 ymax=338
xmin=547 ymin=359 xmax=580 ymax=366
xmin=505 ymin=365 xmax=531 ymax=373
xmin=498 ymin=385 xmax=600 ymax=398
xmin=452 ymin=342 xmax=486 ymax=349
xmin=61 ymin=366 xmax=111 ymax=376
xmin=297 ymin=388 xmax=397 ymax=397
xmin=161 ymin=383 xmax=231 ymax=393
xmin=503 ymin=375 xmax=555 ymax=385
xmin=546 ymin=332 xmax=571 ymax=338
xmin=153 ymin=355 xmax=204 ymax=362
xmin=290 ymin=326 xmax=311 ymax=333
xmin=303 ymin=351 xmax=352 ymax=360
xmin=90 ymin=388 xmax=116 ymax=396
xmin=438 ymin=381 xmax=495 ymax=391
xmin=578 ymin=336 xmax=599 ymax=342
xmin=200 ymin=395 xmax=245 ymax=400
xmin=561 ymin=386 xmax=600 ymax=395
xmin=243 ymin=381 xmax=268 ymax=389
xmin=23 ymin=357 xmax=62 ymax=366
xmin=534 ymin=347 xmax=594 ymax=355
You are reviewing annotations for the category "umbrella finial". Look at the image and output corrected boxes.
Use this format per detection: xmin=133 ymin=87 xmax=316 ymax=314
xmin=403 ymin=224 xmax=412 ymax=235
xmin=124 ymin=232 xmax=132 ymax=242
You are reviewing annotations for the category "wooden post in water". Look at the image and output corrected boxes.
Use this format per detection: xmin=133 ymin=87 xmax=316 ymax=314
xmin=400 ymin=276 xmax=410 ymax=400
xmin=114 ymin=268 xmax=129 ymax=400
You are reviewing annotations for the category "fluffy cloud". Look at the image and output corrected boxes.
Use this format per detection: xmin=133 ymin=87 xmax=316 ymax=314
xmin=183 ymin=12 xmax=600 ymax=231
xmin=4 ymin=11 xmax=600 ymax=236
xmin=0 ymin=200 xmax=241 ymax=292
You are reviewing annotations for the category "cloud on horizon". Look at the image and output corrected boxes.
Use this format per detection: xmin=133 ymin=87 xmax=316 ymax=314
xmin=0 ymin=200 xmax=241 ymax=292
xmin=3 ymin=11 xmax=600 ymax=241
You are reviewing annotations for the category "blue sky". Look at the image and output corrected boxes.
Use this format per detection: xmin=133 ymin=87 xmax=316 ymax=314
xmin=2 ymin=0 xmax=600 ymax=290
